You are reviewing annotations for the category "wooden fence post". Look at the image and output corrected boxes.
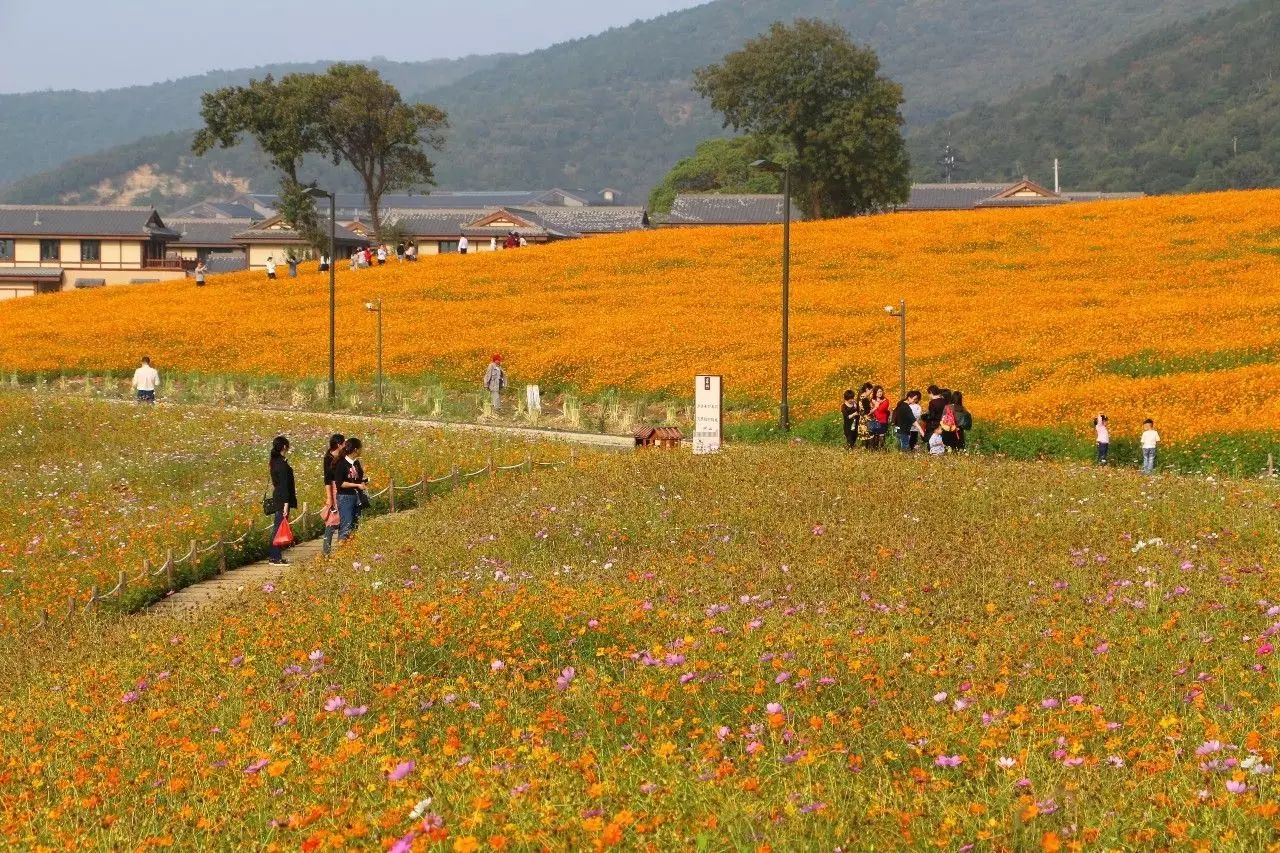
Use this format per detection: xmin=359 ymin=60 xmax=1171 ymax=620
xmin=165 ymin=548 xmax=175 ymax=591
xmin=1268 ymin=453 xmax=1275 ymax=478
xmin=419 ymin=470 xmax=428 ymax=504
xmin=570 ymin=447 xmax=577 ymax=467
xmin=451 ymin=463 xmax=460 ymax=490
xmin=487 ymin=455 xmax=494 ymax=479
xmin=86 ymin=587 xmax=98 ymax=612
xmin=389 ymin=477 xmax=397 ymax=513
xmin=525 ymin=452 xmax=532 ymax=473
xmin=217 ymin=538 xmax=227 ymax=574
xmin=117 ymin=570 xmax=127 ymax=598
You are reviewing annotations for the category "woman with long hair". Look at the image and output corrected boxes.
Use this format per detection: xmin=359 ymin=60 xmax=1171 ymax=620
xmin=268 ymin=435 xmax=297 ymax=566
xmin=335 ymin=437 xmax=368 ymax=542
xmin=321 ymin=433 xmax=345 ymax=557
xmin=868 ymin=385 xmax=891 ymax=449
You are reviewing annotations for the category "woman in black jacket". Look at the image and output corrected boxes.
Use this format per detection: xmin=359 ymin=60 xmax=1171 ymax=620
xmin=268 ymin=435 xmax=297 ymax=566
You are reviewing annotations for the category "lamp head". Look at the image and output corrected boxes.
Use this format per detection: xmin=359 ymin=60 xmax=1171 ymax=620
xmin=364 ymin=301 xmax=376 ymax=311
xmin=884 ymin=305 xmax=895 ymax=314
xmin=302 ymin=186 xmax=331 ymax=200
xmin=750 ymin=159 xmax=784 ymax=174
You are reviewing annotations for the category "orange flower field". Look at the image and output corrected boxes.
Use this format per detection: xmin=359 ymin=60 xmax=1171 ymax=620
xmin=2 ymin=190 xmax=1279 ymax=440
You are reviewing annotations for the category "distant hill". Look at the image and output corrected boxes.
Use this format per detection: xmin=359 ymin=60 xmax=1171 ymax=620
xmin=907 ymin=0 xmax=1280 ymax=193
xmin=0 ymin=0 xmax=1244 ymax=208
xmin=0 ymin=56 xmax=505 ymax=189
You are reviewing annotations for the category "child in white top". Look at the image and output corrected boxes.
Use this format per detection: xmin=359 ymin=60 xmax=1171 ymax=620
xmin=928 ymin=427 xmax=946 ymax=456
xmin=1095 ymin=414 xmax=1109 ymax=464
xmin=1140 ymin=419 xmax=1160 ymax=474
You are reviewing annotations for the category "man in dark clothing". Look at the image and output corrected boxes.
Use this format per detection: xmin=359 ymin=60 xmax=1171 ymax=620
xmin=892 ymin=391 xmax=921 ymax=452
xmin=923 ymin=385 xmax=947 ymax=439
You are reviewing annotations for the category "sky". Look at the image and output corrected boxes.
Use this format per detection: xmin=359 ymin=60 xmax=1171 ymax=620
xmin=0 ymin=0 xmax=710 ymax=93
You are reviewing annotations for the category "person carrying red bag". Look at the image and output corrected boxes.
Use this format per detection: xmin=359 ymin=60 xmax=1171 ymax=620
xmin=268 ymin=435 xmax=297 ymax=566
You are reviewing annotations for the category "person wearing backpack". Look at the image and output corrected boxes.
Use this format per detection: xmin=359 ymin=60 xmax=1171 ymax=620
xmin=892 ymin=390 xmax=922 ymax=452
xmin=483 ymin=354 xmax=507 ymax=412
xmin=939 ymin=390 xmax=960 ymax=451
xmin=951 ymin=390 xmax=973 ymax=450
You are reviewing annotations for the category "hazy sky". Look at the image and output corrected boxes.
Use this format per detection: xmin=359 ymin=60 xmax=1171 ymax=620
xmin=0 ymin=0 xmax=710 ymax=93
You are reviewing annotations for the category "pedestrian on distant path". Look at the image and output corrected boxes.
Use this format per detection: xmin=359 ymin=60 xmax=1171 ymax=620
xmin=1140 ymin=419 xmax=1160 ymax=474
xmin=319 ymin=254 xmax=330 ymax=273
xmin=376 ymin=245 xmax=387 ymax=265
xmin=336 ymin=437 xmax=368 ymax=542
xmin=268 ymin=435 xmax=297 ymax=566
xmin=286 ymin=255 xmax=299 ymax=278
xmin=321 ymin=432 xmax=345 ymax=557
xmin=194 ymin=260 xmax=208 ymax=286
xmin=132 ymin=356 xmax=160 ymax=404
xmin=459 ymin=236 xmax=470 ymax=255
xmin=1094 ymin=414 xmax=1110 ymax=464
xmin=483 ymin=354 xmax=507 ymax=411
xmin=951 ymin=390 xmax=972 ymax=451
xmin=892 ymin=390 xmax=920 ymax=452
xmin=840 ymin=389 xmax=859 ymax=449
xmin=265 ymin=256 xmax=277 ymax=280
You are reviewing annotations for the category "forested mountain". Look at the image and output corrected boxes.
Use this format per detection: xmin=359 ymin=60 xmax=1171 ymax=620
xmin=0 ymin=56 xmax=505 ymax=189
xmin=907 ymin=0 xmax=1280 ymax=193
xmin=0 ymin=0 xmax=1245 ymax=207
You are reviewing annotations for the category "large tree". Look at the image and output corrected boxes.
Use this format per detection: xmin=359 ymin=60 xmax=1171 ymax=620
xmin=312 ymin=64 xmax=448 ymax=239
xmin=694 ymin=19 xmax=910 ymax=219
xmin=192 ymin=75 xmax=326 ymax=242
xmin=193 ymin=65 xmax=447 ymax=242
xmin=648 ymin=136 xmax=788 ymax=214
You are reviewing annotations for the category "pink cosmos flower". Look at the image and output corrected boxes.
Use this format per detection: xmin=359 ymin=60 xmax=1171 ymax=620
xmin=309 ymin=649 xmax=324 ymax=661
xmin=1226 ymin=780 xmax=1250 ymax=794
xmin=555 ymin=667 xmax=576 ymax=691
xmin=387 ymin=760 xmax=416 ymax=782
xmin=680 ymin=673 xmax=696 ymax=684
xmin=324 ymin=696 xmax=345 ymax=712
xmin=933 ymin=692 xmax=948 ymax=703
xmin=230 ymin=655 xmax=244 ymax=667
xmin=1093 ymin=642 xmax=1109 ymax=655
xmin=491 ymin=659 xmax=505 ymax=671
xmin=935 ymin=755 xmax=963 ymax=768
xmin=244 ymin=758 xmax=269 ymax=775
xmin=775 ymin=672 xmax=790 ymax=684
xmin=1040 ymin=698 xmax=1059 ymax=709
xmin=811 ymin=525 xmax=825 ymax=536
xmin=121 ymin=691 xmax=140 ymax=704
xmin=1257 ymin=642 xmax=1274 ymax=656
xmin=344 ymin=705 xmax=368 ymax=717
xmin=766 ymin=702 xmax=783 ymax=715
xmin=389 ymin=831 xmax=416 ymax=853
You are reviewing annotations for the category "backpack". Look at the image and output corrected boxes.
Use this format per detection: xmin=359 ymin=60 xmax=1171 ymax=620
xmin=956 ymin=407 xmax=973 ymax=431
xmin=941 ymin=404 xmax=957 ymax=431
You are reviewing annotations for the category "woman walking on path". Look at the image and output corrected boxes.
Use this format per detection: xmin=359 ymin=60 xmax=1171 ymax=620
xmin=268 ymin=436 xmax=297 ymax=567
xmin=868 ymin=385 xmax=891 ymax=449
xmin=840 ymin=390 xmax=859 ymax=449
xmin=336 ymin=437 xmax=369 ymax=542
xmin=321 ymin=433 xmax=345 ymax=557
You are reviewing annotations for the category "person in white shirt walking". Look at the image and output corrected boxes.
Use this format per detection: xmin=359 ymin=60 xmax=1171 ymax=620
xmin=1140 ymin=419 xmax=1160 ymax=474
xmin=265 ymin=257 xmax=277 ymax=280
xmin=132 ymin=356 xmax=160 ymax=404
xmin=458 ymin=236 xmax=469 ymax=255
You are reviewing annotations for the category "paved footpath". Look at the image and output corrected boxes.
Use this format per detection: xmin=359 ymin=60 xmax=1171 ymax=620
xmin=146 ymin=539 xmax=327 ymax=617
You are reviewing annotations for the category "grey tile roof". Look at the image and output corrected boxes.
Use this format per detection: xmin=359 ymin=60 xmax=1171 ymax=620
xmin=386 ymin=209 xmax=494 ymax=238
xmin=664 ymin=194 xmax=804 ymax=225
xmin=203 ymin=253 xmax=248 ymax=274
xmin=1061 ymin=191 xmax=1145 ymax=202
xmin=901 ymin=184 xmax=1012 ymax=211
xmin=0 ymin=267 xmax=63 ymax=279
xmin=169 ymin=218 xmax=254 ymax=246
xmin=525 ymin=205 xmax=649 ymax=234
xmin=168 ymin=201 xmax=261 ymax=220
xmin=232 ymin=222 xmax=368 ymax=245
xmin=0 ymin=205 xmax=179 ymax=239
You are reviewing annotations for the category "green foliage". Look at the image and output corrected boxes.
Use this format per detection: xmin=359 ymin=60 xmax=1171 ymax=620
xmin=908 ymin=0 xmax=1280 ymax=194
xmin=694 ymin=20 xmax=909 ymax=218
xmin=647 ymin=136 xmax=785 ymax=213
xmin=1100 ymin=347 xmax=1277 ymax=378
xmin=0 ymin=0 xmax=1238 ymax=207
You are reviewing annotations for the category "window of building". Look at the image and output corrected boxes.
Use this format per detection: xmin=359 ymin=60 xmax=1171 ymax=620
xmin=80 ymin=240 xmax=101 ymax=262
xmin=0 ymin=239 xmax=13 ymax=261
xmin=437 ymin=240 xmax=459 ymax=254
xmin=39 ymin=239 xmax=61 ymax=261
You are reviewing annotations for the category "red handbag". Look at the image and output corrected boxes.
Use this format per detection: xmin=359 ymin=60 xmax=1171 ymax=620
xmin=272 ymin=516 xmax=295 ymax=548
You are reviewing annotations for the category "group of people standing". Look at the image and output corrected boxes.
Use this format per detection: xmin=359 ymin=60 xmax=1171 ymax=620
xmin=267 ymin=433 xmax=370 ymax=566
xmin=842 ymin=384 xmax=972 ymax=455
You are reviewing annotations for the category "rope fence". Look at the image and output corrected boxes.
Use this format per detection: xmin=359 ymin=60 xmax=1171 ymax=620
xmin=27 ymin=448 xmax=577 ymax=633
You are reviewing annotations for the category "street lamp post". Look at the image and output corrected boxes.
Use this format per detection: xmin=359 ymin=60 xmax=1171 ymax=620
xmin=303 ymin=186 xmax=337 ymax=404
xmin=365 ymin=298 xmax=383 ymax=410
xmin=884 ymin=301 xmax=907 ymax=401
xmin=751 ymin=159 xmax=791 ymax=431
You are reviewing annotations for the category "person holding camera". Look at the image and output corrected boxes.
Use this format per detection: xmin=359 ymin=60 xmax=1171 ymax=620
xmin=335 ymin=437 xmax=369 ymax=542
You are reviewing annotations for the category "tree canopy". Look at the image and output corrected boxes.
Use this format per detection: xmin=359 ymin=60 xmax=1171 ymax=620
xmin=693 ymin=19 xmax=910 ymax=218
xmin=648 ymin=137 xmax=787 ymax=214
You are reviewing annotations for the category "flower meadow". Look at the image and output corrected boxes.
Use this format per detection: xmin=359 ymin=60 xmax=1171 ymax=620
xmin=2 ymin=192 xmax=1280 ymax=448
xmin=0 ymin=392 xmax=556 ymax=630
xmin=3 ymin=443 xmax=1280 ymax=849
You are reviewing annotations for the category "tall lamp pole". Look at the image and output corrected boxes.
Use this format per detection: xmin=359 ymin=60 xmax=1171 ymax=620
xmin=365 ymin=299 xmax=383 ymax=410
xmin=884 ymin=301 xmax=907 ymax=401
xmin=304 ymin=186 xmax=338 ymax=404
xmin=751 ymin=159 xmax=791 ymax=431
